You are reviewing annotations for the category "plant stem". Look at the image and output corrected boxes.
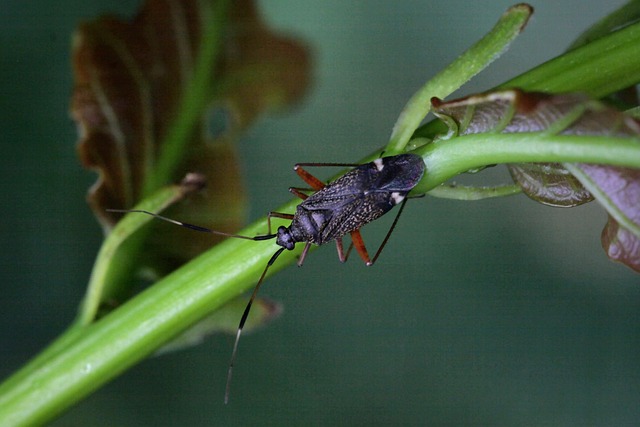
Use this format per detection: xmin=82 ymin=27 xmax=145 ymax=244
xmin=80 ymin=181 xmax=203 ymax=324
xmin=0 ymin=198 xmax=302 ymax=426
xmin=413 ymin=134 xmax=640 ymax=193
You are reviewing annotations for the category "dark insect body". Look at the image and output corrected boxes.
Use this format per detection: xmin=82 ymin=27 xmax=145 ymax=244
xmin=109 ymin=153 xmax=425 ymax=403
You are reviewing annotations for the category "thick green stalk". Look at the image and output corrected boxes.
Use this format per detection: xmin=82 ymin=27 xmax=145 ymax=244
xmin=414 ymin=20 xmax=640 ymax=140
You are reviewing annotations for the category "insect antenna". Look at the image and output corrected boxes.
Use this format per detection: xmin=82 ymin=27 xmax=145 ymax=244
xmin=225 ymin=246 xmax=286 ymax=404
xmin=106 ymin=209 xmax=277 ymax=241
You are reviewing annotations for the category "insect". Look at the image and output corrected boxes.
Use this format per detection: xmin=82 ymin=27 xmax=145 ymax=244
xmin=111 ymin=153 xmax=425 ymax=403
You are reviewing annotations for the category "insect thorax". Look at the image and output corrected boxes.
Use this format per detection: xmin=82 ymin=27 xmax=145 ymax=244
xmin=288 ymin=207 xmax=329 ymax=245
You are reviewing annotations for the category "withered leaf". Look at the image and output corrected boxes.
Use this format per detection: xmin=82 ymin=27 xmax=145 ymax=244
xmin=602 ymin=215 xmax=640 ymax=273
xmin=507 ymin=162 xmax=592 ymax=207
xmin=576 ymin=164 xmax=640 ymax=273
xmin=71 ymin=0 xmax=311 ymax=267
xmin=432 ymin=89 xmax=640 ymax=272
xmin=221 ymin=2 xmax=312 ymax=130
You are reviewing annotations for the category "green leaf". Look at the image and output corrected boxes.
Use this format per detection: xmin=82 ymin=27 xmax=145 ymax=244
xmin=503 ymin=19 xmax=640 ymax=95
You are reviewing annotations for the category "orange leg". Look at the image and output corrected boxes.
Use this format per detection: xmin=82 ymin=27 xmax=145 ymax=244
xmin=353 ymin=197 xmax=412 ymax=266
xmin=293 ymin=162 xmax=362 ymax=191
xmin=293 ymin=165 xmax=326 ymax=190
xmin=289 ymin=187 xmax=312 ymax=200
xmin=350 ymin=230 xmax=372 ymax=266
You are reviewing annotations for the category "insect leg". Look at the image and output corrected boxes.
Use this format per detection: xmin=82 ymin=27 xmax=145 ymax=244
xmin=293 ymin=162 xmax=363 ymax=190
xmin=335 ymin=238 xmax=346 ymax=262
xmin=294 ymin=162 xmax=363 ymax=167
xmin=297 ymin=242 xmax=312 ymax=266
xmin=266 ymin=211 xmax=294 ymax=235
xmin=334 ymin=238 xmax=354 ymax=263
xmin=288 ymin=187 xmax=312 ymax=200
xmin=293 ymin=162 xmax=373 ymax=191
xmin=293 ymin=165 xmax=326 ymax=190
xmin=348 ymin=196 xmax=413 ymax=266
xmin=350 ymin=230 xmax=373 ymax=266
xmin=369 ymin=197 xmax=410 ymax=265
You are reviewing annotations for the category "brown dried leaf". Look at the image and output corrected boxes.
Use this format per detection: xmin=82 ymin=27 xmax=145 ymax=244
xmin=506 ymin=92 xmax=640 ymax=209
xmin=433 ymin=90 xmax=640 ymax=207
xmin=71 ymin=0 xmax=311 ymax=267
xmin=220 ymin=2 xmax=312 ymax=130
xmin=507 ymin=162 xmax=592 ymax=207
xmin=432 ymin=92 xmax=584 ymax=205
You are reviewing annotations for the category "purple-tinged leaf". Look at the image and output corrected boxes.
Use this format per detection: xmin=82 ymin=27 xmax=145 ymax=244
xmin=432 ymin=89 xmax=640 ymax=272
xmin=567 ymin=164 xmax=640 ymax=273
xmin=601 ymin=215 xmax=640 ymax=273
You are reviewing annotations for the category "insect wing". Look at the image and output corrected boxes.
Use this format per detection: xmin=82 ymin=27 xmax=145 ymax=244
xmin=373 ymin=154 xmax=426 ymax=193
xmin=320 ymin=154 xmax=425 ymax=240
xmin=302 ymin=164 xmax=371 ymax=208
xmin=299 ymin=154 xmax=424 ymax=210
xmin=318 ymin=193 xmax=391 ymax=241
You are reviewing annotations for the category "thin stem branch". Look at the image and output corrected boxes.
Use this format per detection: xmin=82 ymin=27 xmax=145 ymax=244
xmin=387 ymin=4 xmax=532 ymax=153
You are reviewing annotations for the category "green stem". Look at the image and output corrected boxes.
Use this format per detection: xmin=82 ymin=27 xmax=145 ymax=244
xmin=414 ymin=19 xmax=640 ymax=141
xmin=0 ymin=197 xmax=302 ymax=426
xmin=413 ymin=134 xmax=640 ymax=193
xmin=387 ymin=4 xmax=532 ymax=153
xmin=144 ymin=0 xmax=229 ymax=195
xmin=427 ymin=183 xmax=522 ymax=200
xmin=567 ymin=0 xmax=640 ymax=50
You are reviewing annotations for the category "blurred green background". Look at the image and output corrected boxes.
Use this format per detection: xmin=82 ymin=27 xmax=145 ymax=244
xmin=1 ymin=1 xmax=639 ymax=425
